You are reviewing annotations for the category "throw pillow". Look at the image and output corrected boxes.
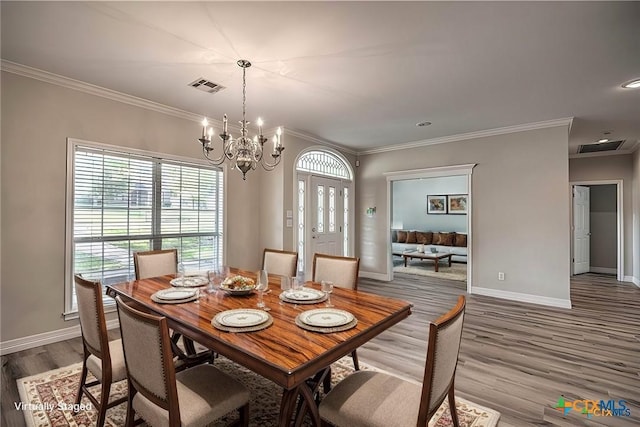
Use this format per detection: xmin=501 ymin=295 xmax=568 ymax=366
xmin=406 ymin=231 xmax=417 ymax=244
xmin=432 ymin=232 xmax=441 ymax=245
xmin=432 ymin=233 xmax=447 ymax=245
xmin=397 ymin=230 xmax=407 ymax=243
xmin=455 ymin=233 xmax=467 ymax=247
xmin=436 ymin=232 xmax=454 ymax=246
xmin=416 ymin=231 xmax=433 ymax=244
xmin=391 ymin=230 xmax=398 ymax=243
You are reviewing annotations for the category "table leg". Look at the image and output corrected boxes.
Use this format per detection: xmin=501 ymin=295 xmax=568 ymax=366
xmin=404 ymin=256 xmax=408 ymax=267
xmin=448 ymin=256 xmax=452 ymax=267
xmin=434 ymin=260 xmax=439 ymax=272
xmin=279 ymin=374 xmax=324 ymax=427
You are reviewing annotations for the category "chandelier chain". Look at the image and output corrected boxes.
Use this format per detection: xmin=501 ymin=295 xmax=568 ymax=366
xmin=242 ymin=65 xmax=247 ymax=132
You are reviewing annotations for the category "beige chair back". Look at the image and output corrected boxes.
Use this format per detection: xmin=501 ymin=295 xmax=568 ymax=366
xmin=75 ymin=275 xmax=110 ymax=360
xmin=262 ymin=248 xmax=298 ymax=277
xmin=116 ymin=297 xmax=179 ymax=417
xmin=133 ymin=249 xmax=178 ymax=280
xmin=312 ymin=253 xmax=360 ymax=290
xmin=418 ymin=295 xmax=466 ymax=423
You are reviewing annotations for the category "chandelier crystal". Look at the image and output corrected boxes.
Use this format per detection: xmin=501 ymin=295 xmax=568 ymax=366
xmin=197 ymin=59 xmax=284 ymax=180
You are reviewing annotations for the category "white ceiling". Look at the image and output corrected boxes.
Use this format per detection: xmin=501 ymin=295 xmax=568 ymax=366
xmin=2 ymin=1 xmax=639 ymax=155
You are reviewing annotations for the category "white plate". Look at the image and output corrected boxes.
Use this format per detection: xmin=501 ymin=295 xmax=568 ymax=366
xmin=214 ymin=309 xmax=270 ymax=328
xmin=282 ymin=287 xmax=325 ymax=301
xmin=170 ymin=276 xmax=209 ymax=287
xmin=155 ymin=288 xmax=197 ymax=300
xmin=298 ymin=309 xmax=355 ymax=328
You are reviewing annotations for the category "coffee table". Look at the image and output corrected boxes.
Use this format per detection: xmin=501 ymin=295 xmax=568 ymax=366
xmin=402 ymin=251 xmax=453 ymax=272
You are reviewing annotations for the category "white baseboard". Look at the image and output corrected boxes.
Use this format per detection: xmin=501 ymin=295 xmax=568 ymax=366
xmin=623 ymin=275 xmax=640 ymax=287
xmin=0 ymin=319 xmax=120 ymax=356
xmin=471 ymin=286 xmax=572 ymax=309
xmin=590 ymin=267 xmax=617 ymax=275
xmin=360 ymin=270 xmax=391 ymax=281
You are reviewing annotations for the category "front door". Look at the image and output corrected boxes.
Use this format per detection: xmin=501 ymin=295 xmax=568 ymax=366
xmin=573 ymin=185 xmax=590 ymax=274
xmin=309 ymin=175 xmax=344 ymax=264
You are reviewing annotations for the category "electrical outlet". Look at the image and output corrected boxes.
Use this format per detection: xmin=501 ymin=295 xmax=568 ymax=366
xmin=498 ymin=272 xmax=505 ymax=281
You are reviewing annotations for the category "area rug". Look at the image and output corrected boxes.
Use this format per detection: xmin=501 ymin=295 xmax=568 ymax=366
xmin=17 ymin=357 xmax=499 ymax=427
xmin=394 ymin=259 xmax=467 ymax=282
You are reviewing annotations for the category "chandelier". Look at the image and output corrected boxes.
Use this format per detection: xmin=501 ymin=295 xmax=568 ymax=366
xmin=197 ymin=59 xmax=284 ymax=180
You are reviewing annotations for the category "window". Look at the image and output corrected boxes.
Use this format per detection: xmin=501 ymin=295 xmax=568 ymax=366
xmin=65 ymin=140 xmax=223 ymax=316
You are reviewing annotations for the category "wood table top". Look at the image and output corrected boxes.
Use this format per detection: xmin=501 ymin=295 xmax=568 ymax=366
xmin=107 ymin=268 xmax=412 ymax=389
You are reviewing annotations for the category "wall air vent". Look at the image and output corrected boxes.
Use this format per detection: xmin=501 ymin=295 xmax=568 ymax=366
xmin=189 ymin=78 xmax=225 ymax=94
xmin=578 ymin=140 xmax=625 ymax=154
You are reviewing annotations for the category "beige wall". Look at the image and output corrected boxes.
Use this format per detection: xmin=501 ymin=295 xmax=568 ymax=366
xmin=357 ymin=126 xmax=571 ymax=302
xmin=633 ymin=149 xmax=640 ymax=283
xmin=1 ymin=71 xmax=261 ymax=341
xmin=569 ymin=155 xmax=634 ymax=277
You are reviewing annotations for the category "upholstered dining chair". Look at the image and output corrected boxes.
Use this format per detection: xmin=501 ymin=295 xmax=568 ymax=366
xmin=262 ymin=248 xmax=298 ymax=278
xmin=312 ymin=253 xmax=360 ymax=291
xmin=115 ymin=296 xmax=250 ymax=427
xmin=133 ymin=248 xmax=178 ymax=280
xmin=74 ymin=275 xmax=127 ymax=427
xmin=312 ymin=253 xmax=361 ymax=370
xmin=133 ymin=248 xmax=212 ymax=368
xmin=319 ymin=295 xmax=466 ymax=427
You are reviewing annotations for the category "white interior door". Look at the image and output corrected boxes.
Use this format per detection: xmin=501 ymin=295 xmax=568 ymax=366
xmin=573 ymin=185 xmax=590 ymax=274
xmin=309 ymin=176 xmax=344 ymax=261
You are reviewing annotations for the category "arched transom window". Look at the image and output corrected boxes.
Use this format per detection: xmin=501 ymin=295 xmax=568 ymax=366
xmin=296 ymin=150 xmax=352 ymax=180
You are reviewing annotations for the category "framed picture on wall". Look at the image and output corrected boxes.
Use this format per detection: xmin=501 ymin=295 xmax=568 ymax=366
xmin=448 ymin=194 xmax=468 ymax=214
xmin=427 ymin=195 xmax=448 ymax=214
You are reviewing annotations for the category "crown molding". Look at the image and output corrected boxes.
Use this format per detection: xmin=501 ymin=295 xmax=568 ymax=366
xmin=358 ymin=117 xmax=574 ymax=156
xmin=1 ymin=59 xmax=221 ymax=125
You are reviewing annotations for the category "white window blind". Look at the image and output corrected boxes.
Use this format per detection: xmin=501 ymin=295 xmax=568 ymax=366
xmin=66 ymin=141 xmax=223 ymax=315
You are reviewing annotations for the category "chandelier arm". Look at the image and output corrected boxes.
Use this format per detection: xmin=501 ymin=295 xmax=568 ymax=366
xmin=259 ymin=155 xmax=282 ymax=171
xmin=202 ymin=145 xmax=227 ymax=165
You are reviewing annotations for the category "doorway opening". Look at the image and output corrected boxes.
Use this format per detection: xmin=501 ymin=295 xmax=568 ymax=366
xmin=570 ymin=180 xmax=623 ymax=281
xmin=295 ymin=148 xmax=354 ymax=278
xmin=385 ymin=164 xmax=475 ymax=293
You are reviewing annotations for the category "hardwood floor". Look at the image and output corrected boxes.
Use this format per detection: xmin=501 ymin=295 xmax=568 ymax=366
xmin=358 ymin=273 xmax=640 ymax=427
xmin=2 ymin=273 xmax=639 ymax=426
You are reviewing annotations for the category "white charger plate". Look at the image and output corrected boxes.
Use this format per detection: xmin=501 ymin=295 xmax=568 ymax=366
xmin=170 ymin=276 xmax=209 ymax=287
xmin=298 ymin=308 xmax=354 ymax=328
xmin=214 ymin=309 xmax=270 ymax=328
xmin=281 ymin=287 xmax=325 ymax=301
xmin=155 ymin=288 xmax=197 ymax=300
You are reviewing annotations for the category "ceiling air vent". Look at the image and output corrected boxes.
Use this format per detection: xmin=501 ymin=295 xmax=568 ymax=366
xmin=189 ymin=78 xmax=225 ymax=94
xmin=578 ymin=140 xmax=625 ymax=154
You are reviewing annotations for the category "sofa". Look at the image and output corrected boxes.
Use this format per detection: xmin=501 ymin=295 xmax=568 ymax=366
xmin=391 ymin=230 xmax=467 ymax=263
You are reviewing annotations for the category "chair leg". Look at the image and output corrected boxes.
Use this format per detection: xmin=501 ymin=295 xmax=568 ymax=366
xmin=125 ymin=382 xmax=136 ymax=427
xmin=96 ymin=380 xmax=111 ymax=427
xmin=74 ymin=361 xmax=88 ymax=407
xmin=447 ymin=385 xmax=460 ymax=427
xmin=351 ymin=349 xmax=360 ymax=371
xmin=239 ymin=402 xmax=250 ymax=427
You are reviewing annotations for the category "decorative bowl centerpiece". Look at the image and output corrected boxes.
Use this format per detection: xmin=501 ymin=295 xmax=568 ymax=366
xmin=219 ymin=275 xmax=256 ymax=295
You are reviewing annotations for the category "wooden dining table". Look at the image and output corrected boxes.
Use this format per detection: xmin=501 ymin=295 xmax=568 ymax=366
xmin=106 ymin=268 xmax=412 ymax=426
